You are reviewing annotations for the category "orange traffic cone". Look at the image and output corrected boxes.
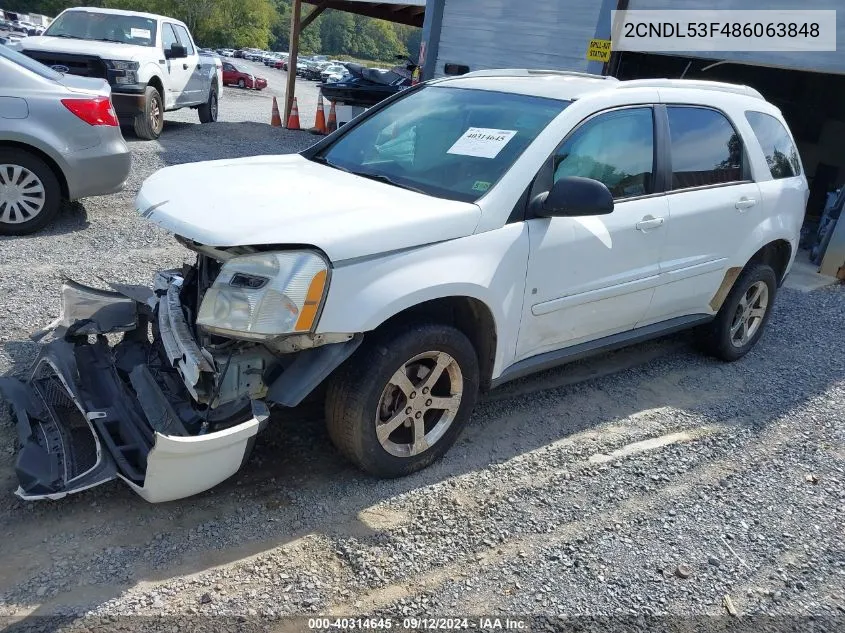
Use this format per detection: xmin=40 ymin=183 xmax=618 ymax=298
xmin=327 ymin=101 xmax=337 ymax=133
xmin=312 ymin=93 xmax=327 ymax=134
xmin=270 ymin=96 xmax=282 ymax=127
xmin=286 ymin=97 xmax=300 ymax=130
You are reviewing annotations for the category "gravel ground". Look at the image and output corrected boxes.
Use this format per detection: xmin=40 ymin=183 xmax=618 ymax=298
xmin=0 ymin=68 xmax=844 ymax=631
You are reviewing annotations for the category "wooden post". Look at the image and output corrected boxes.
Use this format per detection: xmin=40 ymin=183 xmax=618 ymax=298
xmin=284 ymin=0 xmax=302 ymax=126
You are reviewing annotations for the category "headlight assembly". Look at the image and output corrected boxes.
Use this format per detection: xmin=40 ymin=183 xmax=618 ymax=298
xmin=196 ymin=251 xmax=329 ymax=340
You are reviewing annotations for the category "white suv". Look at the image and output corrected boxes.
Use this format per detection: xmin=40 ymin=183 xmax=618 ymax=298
xmin=1 ymin=70 xmax=809 ymax=502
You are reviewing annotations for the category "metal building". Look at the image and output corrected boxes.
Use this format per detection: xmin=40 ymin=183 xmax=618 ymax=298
xmin=418 ymin=0 xmax=845 ymax=278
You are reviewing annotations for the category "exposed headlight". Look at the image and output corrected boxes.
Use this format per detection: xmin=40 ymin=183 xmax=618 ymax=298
xmin=107 ymin=60 xmax=139 ymax=71
xmin=115 ymin=71 xmax=138 ymax=84
xmin=196 ymin=251 xmax=329 ymax=340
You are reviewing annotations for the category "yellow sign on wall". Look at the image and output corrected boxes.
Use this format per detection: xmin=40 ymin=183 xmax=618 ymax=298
xmin=587 ymin=38 xmax=612 ymax=62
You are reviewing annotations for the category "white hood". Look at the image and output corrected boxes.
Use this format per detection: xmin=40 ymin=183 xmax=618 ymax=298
xmin=136 ymin=155 xmax=482 ymax=262
xmin=19 ymin=36 xmax=150 ymax=61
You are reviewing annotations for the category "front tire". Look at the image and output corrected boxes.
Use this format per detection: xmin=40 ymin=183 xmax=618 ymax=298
xmin=697 ymin=263 xmax=778 ymax=362
xmin=237 ymin=78 xmax=245 ymax=89
xmin=133 ymin=85 xmax=164 ymax=140
xmin=325 ymin=323 xmax=480 ymax=478
xmin=198 ymin=86 xmax=218 ymax=124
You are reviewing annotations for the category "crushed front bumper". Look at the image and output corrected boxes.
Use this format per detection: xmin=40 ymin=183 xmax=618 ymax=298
xmin=0 ymin=276 xmax=270 ymax=503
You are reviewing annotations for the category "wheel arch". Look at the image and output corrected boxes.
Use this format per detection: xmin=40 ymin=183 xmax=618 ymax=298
xmin=0 ymin=140 xmax=69 ymax=199
xmin=147 ymin=75 xmax=165 ymax=101
xmin=369 ymin=295 xmax=499 ymax=392
xmin=710 ymin=238 xmax=793 ymax=312
xmin=748 ymin=239 xmax=793 ymax=286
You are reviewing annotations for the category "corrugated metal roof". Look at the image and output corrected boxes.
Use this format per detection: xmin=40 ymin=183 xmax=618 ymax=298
xmin=302 ymin=0 xmax=426 ymax=26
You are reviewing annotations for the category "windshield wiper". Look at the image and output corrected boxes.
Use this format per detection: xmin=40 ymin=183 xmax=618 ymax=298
xmin=310 ymin=155 xmax=351 ymax=173
xmin=49 ymin=33 xmax=79 ymax=39
xmin=93 ymin=37 xmax=127 ymax=44
xmin=348 ymin=170 xmax=426 ymax=195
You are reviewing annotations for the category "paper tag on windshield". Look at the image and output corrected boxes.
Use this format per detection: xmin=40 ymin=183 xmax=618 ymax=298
xmin=447 ymin=128 xmax=517 ymax=159
xmin=130 ymin=28 xmax=151 ymax=39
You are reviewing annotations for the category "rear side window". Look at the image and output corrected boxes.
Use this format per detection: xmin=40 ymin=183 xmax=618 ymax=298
xmin=667 ymin=106 xmax=744 ymax=190
xmin=745 ymin=111 xmax=802 ymax=179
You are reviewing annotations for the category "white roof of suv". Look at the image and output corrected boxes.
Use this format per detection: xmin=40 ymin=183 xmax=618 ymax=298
xmin=434 ymin=69 xmax=764 ymax=102
xmin=61 ymin=6 xmax=182 ymax=24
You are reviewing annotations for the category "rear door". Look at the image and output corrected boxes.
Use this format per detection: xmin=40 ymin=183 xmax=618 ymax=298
xmin=644 ymin=105 xmax=762 ymax=324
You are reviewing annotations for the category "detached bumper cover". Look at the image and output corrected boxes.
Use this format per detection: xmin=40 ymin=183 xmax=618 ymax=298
xmin=0 ymin=278 xmax=269 ymax=503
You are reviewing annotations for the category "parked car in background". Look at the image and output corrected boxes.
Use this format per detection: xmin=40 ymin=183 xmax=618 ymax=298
xmin=304 ymin=60 xmax=331 ymax=81
xmin=12 ymin=7 xmax=223 ymax=140
xmin=221 ymin=61 xmax=267 ymax=90
xmin=0 ymin=45 xmax=130 ymax=235
xmin=320 ymin=63 xmax=348 ymax=83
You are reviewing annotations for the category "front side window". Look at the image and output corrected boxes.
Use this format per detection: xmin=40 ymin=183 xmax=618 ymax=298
xmin=172 ymin=24 xmax=195 ymax=55
xmin=314 ymin=86 xmax=569 ymax=203
xmin=745 ymin=111 xmax=802 ymax=179
xmin=44 ymin=10 xmax=157 ymax=47
xmin=667 ymin=106 xmax=744 ymax=190
xmin=552 ymin=107 xmax=655 ymax=200
xmin=161 ymin=23 xmax=178 ymax=50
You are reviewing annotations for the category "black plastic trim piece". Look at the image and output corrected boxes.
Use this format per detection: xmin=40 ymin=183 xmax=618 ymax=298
xmin=267 ymin=336 xmax=363 ymax=407
xmin=491 ymin=314 xmax=713 ymax=388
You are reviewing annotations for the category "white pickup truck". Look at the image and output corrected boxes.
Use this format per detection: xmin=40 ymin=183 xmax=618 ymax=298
xmin=14 ymin=7 xmax=222 ymax=139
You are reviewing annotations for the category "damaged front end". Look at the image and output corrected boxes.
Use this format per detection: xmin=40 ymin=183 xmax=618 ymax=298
xmin=0 ymin=250 xmax=360 ymax=503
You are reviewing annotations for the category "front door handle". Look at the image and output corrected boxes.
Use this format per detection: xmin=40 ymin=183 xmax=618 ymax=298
xmin=183 ymin=63 xmax=189 ymax=70
xmin=736 ymin=197 xmax=758 ymax=211
xmin=636 ymin=216 xmax=665 ymax=232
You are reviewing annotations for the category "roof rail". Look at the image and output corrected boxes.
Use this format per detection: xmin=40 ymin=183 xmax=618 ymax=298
xmin=457 ymin=68 xmax=617 ymax=81
xmin=616 ymin=78 xmax=764 ymax=99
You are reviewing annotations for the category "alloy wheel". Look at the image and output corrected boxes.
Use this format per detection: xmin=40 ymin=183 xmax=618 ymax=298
xmin=375 ymin=351 xmax=463 ymax=458
xmin=0 ymin=164 xmax=46 ymax=224
xmin=729 ymin=281 xmax=769 ymax=347
xmin=150 ymin=94 xmax=163 ymax=133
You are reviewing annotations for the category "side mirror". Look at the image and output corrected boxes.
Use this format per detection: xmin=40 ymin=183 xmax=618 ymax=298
xmin=533 ymin=176 xmax=614 ymax=218
xmin=165 ymin=44 xmax=187 ymax=59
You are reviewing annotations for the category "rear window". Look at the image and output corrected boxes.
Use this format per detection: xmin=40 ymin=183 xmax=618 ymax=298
xmin=0 ymin=44 xmax=62 ymax=81
xmin=745 ymin=111 xmax=802 ymax=179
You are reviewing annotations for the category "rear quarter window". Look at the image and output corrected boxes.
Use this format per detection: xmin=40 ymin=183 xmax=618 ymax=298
xmin=745 ymin=111 xmax=802 ymax=179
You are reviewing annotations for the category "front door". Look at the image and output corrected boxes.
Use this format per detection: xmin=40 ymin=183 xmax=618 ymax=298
xmin=516 ymin=106 xmax=668 ymax=361
xmin=172 ymin=23 xmax=203 ymax=105
xmin=161 ymin=22 xmax=192 ymax=108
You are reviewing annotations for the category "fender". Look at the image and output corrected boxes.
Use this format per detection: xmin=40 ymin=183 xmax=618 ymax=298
xmin=316 ymin=224 xmax=530 ymax=379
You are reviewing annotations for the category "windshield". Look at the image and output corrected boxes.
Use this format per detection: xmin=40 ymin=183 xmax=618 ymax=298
xmin=314 ymin=86 xmax=569 ymax=203
xmin=44 ymin=10 xmax=158 ymax=47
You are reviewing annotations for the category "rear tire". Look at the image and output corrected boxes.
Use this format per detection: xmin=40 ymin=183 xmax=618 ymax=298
xmin=0 ymin=149 xmax=62 ymax=235
xmin=133 ymin=85 xmax=164 ymax=140
xmin=325 ymin=323 xmax=479 ymax=478
xmin=198 ymin=86 xmax=218 ymax=124
xmin=696 ymin=263 xmax=778 ymax=362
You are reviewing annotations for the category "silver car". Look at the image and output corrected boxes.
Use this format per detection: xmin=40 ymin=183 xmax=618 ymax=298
xmin=0 ymin=45 xmax=131 ymax=235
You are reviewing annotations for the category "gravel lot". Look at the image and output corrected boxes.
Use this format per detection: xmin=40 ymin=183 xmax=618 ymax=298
xmin=0 ymin=65 xmax=844 ymax=631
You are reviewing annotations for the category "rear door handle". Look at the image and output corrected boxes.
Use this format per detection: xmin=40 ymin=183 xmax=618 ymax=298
xmin=636 ymin=216 xmax=665 ymax=231
xmin=183 ymin=63 xmax=189 ymax=70
xmin=736 ymin=197 xmax=758 ymax=211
